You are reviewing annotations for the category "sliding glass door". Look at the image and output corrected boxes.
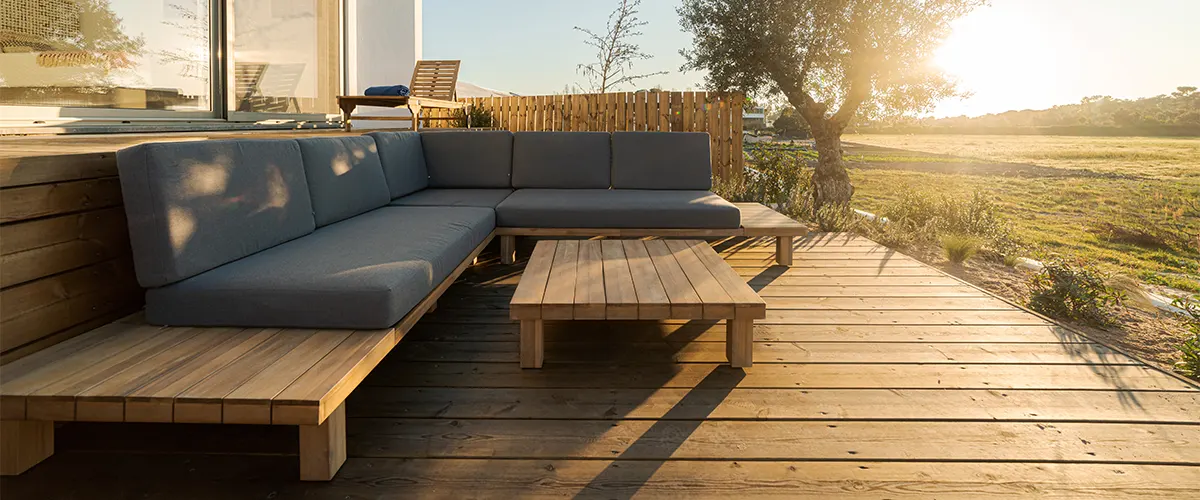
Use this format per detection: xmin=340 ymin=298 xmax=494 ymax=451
xmin=0 ymin=0 xmax=341 ymax=125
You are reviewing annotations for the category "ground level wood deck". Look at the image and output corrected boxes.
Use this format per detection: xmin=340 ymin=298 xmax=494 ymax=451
xmin=2 ymin=234 xmax=1198 ymax=498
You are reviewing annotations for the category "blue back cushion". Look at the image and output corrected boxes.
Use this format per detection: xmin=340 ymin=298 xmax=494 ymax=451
xmin=512 ymin=132 xmax=611 ymax=189
xmin=116 ymin=139 xmax=316 ymax=288
xmin=366 ymin=131 xmax=429 ymax=198
xmin=611 ymin=132 xmax=712 ymax=190
xmin=296 ymin=136 xmax=391 ymax=226
xmin=420 ymin=131 xmax=513 ymax=188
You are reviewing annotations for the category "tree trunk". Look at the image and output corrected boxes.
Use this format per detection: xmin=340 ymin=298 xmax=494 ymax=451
xmin=810 ymin=120 xmax=854 ymax=208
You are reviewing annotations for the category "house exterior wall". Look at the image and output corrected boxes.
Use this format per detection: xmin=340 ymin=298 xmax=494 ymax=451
xmin=345 ymin=0 xmax=422 ymax=129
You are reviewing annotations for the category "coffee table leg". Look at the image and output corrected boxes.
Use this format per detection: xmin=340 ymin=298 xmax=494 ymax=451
xmin=520 ymin=319 xmax=544 ymax=368
xmin=727 ymin=318 xmax=754 ymax=368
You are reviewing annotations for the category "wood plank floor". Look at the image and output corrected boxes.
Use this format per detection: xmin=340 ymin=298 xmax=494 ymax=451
xmin=2 ymin=234 xmax=1198 ymax=499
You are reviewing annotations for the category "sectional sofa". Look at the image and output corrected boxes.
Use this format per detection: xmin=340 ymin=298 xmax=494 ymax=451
xmin=117 ymin=130 xmax=748 ymax=330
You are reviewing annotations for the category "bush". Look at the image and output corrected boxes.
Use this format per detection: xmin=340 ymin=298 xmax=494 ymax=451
xmin=1027 ymin=257 xmax=1126 ymax=326
xmin=862 ymin=187 xmax=1018 ymax=253
xmin=740 ymin=146 xmax=814 ymax=219
xmin=452 ymin=107 xmax=495 ymax=128
xmin=1173 ymin=298 xmax=1200 ymax=379
xmin=942 ymin=234 xmax=981 ymax=263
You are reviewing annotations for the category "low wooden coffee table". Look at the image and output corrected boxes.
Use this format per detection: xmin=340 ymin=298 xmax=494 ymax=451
xmin=510 ymin=239 xmax=767 ymax=369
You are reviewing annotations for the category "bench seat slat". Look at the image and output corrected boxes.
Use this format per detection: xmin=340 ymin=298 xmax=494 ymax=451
xmin=174 ymin=329 xmax=307 ymax=423
xmin=221 ymin=330 xmax=353 ymax=425
xmin=272 ymin=329 xmax=395 ymax=425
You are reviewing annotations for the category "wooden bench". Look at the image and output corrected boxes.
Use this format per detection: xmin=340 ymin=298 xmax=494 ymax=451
xmin=0 ymin=233 xmax=495 ymax=480
xmin=337 ymin=60 xmax=468 ymax=131
xmin=497 ymin=202 xmax=808 ymax=267
xmin=510 ymin=239 xmax=766 ymax=369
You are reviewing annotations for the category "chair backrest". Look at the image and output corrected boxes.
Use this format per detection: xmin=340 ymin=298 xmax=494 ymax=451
xmin=408 ymin=60 xmax=460 ymax=100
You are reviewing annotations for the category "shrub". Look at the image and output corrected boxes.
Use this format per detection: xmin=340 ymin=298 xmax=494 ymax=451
xmin=1173 ymin=298 xmax=1200 ymax=379
xmin=942 ymin=234 xmax=981 ymax=264
xmin=452 ymin=107 xmax=495 ymax=128
xmin=1027 ymin=257 xmax=1126 ymax=326
xmin=741 ymin=146 xmax=814 ymax=219
xmin=862 ymin=187 xmax=1018 ymax=252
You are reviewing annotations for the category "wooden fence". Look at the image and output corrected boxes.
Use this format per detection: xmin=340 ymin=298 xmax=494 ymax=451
xmin=428 ymin=91 xmax=746 ymax=180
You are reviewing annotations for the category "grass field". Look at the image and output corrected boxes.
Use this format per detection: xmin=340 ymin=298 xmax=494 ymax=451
xmin=841 ymin=134 xmax=1200 ymax=294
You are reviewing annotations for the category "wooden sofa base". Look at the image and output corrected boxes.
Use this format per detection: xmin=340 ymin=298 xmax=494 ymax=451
xmin=0 ymin=233 xmax=496 ymax=481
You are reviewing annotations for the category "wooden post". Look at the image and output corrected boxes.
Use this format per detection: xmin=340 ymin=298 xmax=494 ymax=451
xmin=0 ymin=420 xmax=54 ymax=476
xmin=776 ymin=236 xmax=793 ymax=266
xmin=520 ymin=319 xmax=544 ymax=369
xmin=299 ymin=403 xmax=346 ymax=481
xmin=501 ymin=235 xmax=517 ymax=265
xmin=727 ymin=318 xmax=754 ymax=368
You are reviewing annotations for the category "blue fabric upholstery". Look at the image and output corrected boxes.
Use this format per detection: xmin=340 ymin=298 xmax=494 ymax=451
xmin=611 ymin=132 xmax=712 ymax=190
xmin=145 ymin=207 xmax=496 ymax=329
xmin=420 ymin=131 xmax=513 ymax=188
xmin=116 ymin=139 xmax=315 ymax=288
xmin=496 ymin=189 xmax=740 ymax=229
xmin=390 ymin=188 xmax=513 ymax=209
xmin=512 ymin=132 xmax=611 ymax=188
xmin=296 ymin=136 xmax=391 ymax=227
xmin=367 ymin=131 xmax=429 ymax=198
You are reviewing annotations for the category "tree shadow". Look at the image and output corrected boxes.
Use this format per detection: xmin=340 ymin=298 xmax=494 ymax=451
xmin=574 ymin=368 xmax=746 ymax=500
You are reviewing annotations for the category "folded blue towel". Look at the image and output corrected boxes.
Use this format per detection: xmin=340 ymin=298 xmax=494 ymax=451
xmin=364 ymin=85 xmax=411 ymax=97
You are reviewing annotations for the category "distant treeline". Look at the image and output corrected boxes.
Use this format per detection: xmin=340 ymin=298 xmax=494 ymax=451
xmin=851 ymin=86 xmax=1200 ymax=137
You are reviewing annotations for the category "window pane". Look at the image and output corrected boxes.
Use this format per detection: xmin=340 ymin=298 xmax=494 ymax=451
xmin=0 ymin=0 xmax=212 ymax=111
xmin=231 ymin=0 xmax=339 ymax=115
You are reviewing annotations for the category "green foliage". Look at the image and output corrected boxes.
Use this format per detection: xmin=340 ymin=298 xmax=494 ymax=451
xmin=942 ymin=234 xmax=981 ymax=264
xmin=1172 ymin=298 xmax=1200 ymax=379
xmin=772 ymin=108 xmax=810 ymax=138
xmin=1027 ymin=258 xmax=1126 ymax=327
xmin=453 ymin=107 xmax=496 ymax=128
xmin=856 ymin=187 xmax=1018 ymax=254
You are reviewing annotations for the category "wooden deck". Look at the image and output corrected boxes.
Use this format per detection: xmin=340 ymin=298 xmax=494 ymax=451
xmin=2 ymin=234 xmax=1198 ymax=498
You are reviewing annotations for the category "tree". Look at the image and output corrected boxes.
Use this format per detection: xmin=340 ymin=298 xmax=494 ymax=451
xmin=679 ymin=0 xmax=984 ymax=209
xmin=576 ymin=0 xmax=668 ymax=93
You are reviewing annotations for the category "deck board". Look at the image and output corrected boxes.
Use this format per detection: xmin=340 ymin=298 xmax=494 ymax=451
xmin=2 ymin=234 xmax=1197 ymax=498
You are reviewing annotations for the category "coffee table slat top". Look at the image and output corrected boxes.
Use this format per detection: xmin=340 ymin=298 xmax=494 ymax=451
xmin=510 ymin=240 xmax=766 ymax=321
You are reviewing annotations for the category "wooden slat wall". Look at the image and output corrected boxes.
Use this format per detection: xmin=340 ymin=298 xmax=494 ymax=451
xmin=0 ymin=154 xmax=141 ymax=363
xmin=429 ymin=91 xmax=745 ymax=180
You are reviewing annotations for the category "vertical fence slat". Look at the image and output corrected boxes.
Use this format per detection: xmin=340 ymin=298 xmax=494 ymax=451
xmin=732 ymin=92 xmax=745 ymax=180
xmin=683 ymin=92 xmax=695 ymax=132
xmin=707 ymin=93 xmax=719 ymax=178
xmin=634 ymin=92 xmax=647 ymax=132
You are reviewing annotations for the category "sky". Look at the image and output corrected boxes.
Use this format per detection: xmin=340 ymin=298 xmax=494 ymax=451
xmin=425 ymin=0 xmax=1200 ymax=118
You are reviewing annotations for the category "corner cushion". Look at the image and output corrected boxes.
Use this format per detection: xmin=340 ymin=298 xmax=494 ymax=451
xmin=367 ymin=131 xmax=429 ymax=198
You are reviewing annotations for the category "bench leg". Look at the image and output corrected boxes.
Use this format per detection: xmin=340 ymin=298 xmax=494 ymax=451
xmin=299 ymin=403 xmax=346 ymax=481
xmin=520 ymin=319 xmax=544 ymax=368
xmin=727 ymin=318 xmax=754 ymax=368
xmin=775 ymin=236 xmax=793 ymax=266
xmin=1 ymin=420 xmax=54 ymax=476
xmin=501 ymin=235 xmax=517 ymax=265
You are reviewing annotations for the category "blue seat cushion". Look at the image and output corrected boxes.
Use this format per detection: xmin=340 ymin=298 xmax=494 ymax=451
xmin=611 ymin=132 xmax=713 ymax=190
xmin=296 ymin=136 xmax=391 ymax=227
xmin=367 ymin=131 xmax=429 ymax=198
xmin=512 ymin=132 xmax=611 ymax=189
xmin=390 ymin=189 xmax=513 ymax=209
xmin=496 ymin=189 xmax=740 ymax=229
xmin=145 ymin=206 xmax=495 ymax=329
xmin=420 ymin=131 xmax=513 ymax=188
xmin=116 ymin=139 xmax=316 ymax=288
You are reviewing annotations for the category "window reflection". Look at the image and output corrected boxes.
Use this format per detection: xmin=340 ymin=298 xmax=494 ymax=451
xmin=0 ymin=0 xmax=212 ymax=111
xmin=231 ymin=0 xmax=339 ymax=115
